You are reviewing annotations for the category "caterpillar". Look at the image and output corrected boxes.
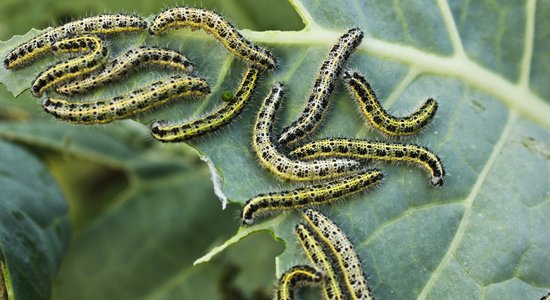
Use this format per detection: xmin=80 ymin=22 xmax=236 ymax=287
xmin=151 ymin=66 xmax=259 ymax=142
xmin=42 ymin=74 xmax=209 ymax=124
xmin=343 ymin=71 xmax=438 ymax=136
xmin=4 ymin=14 xmax=147 ymax=70
xmin=540 ymin=292 xmax=550 ymax=300
xmin=149 ymin=6 xmax=277 ymax=70
xmin=253 ymin=83 xmax=360 ymax=182
xmin=277 ymin=28 xmax=364 ymax=146
xmin=295 ymin=223 xmax=344 ymax=300
xmin=31 ymin=35 xmax=109 ymax=97
xmin=303 ymin=209 xmax=374 ymax=300
xmin=276 ymin=265 xmax=324 ymax=300
xmin=240 ymin=169 xmax=383 ymax=225
xmin=290 ymin=138 xmax=445 ymax=186
xmin=56 ymin=46 xmax=194 ymax=96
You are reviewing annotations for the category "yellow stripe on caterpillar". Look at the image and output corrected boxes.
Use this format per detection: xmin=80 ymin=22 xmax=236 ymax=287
xmin=253 ymin=83 xmax=360 ymax=181
xmin=304 ymin=209 xmax=375 ymax=300
xmin=149 ymin=6 xmax=276 ymax=70
xmin=240 ymin=169 xmax=383 ymax=225
xmin=290 ymin=138 xmax=445 ymax=186
xmin=57 ymin=46 xmax=193 ymax=96
xmin=4 ymin=14 xmax=147 ymax=70
xmin=31 ymin=35 xmax=109 ymax=97
xmin=151 ymin=66 xmax=260 ymax=142
xmin=276 ymin=265 xmax=323 ymax=300
xmin=343 ymin=70 xmax=438 ymax=136
xmin=42 ymin=74 xmax=209 ymax=124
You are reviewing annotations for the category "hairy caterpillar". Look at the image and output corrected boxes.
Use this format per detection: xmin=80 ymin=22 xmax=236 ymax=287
xmin=304 ymin=209 xmax=374 ymax=300
xmin=253 ymin=83 xmax=360 ymax=181
xmin=276 ymin=265 xmax=324 ymax=300
xmin=295 ymin=223 xmax=344 ymax=300
xmin=42 ymin=74 xmax=209 ymax=124
xmin=277 ymin=28 xmax=364 ymax=146
xmin=240 ymin=169 xmax=383 ymax=225
xmin=57 ymin=46 xmax=194 ymax=96
xmin=343 ymin=71 xmax=438 ymax=136
xmin=4 ymin=14 xmax=147 ymax=70
xmin=151 ymin=66 xmax=259 ymax=142
xmin=149 ymin=6 xmax=276 ymax=70
xmin=290 ymin=138 xmax=445 ymax=186
xmin=31 ymin=35 xmax=109 ymax=97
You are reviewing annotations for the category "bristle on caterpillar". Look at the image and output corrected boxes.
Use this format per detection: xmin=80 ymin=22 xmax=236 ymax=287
xmin=42 ymin=74 xmax=209 ymax=124
xmin=253 ymin=83 xmax=360 ymax=181
xmin=4 ymin=14 xmax=147 ymax=70
xmin=277 ymin=28 xmax=364 ymax=146
xmin=151 ymin=66 xmax=260 ymax=142
xmin=240 ymin=169 xmax=383 ymax=225
xmin=290 ymin=138 xmax=445 ymax=186
xmin=149 ymin=6 xmax=276 ymax=70
xmin=343 ymin=71 xmax=438 ymax=136
xmin=56 ymin=46 xmax=194 ymax=96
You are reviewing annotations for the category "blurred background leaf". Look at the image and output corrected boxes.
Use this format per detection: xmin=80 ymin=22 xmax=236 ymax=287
xmin=0 ymin=140 xmax=70 ymax=300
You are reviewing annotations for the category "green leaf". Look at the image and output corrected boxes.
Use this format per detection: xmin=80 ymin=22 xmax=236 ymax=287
xmin=1 ymin=0 xmax=550 ymax=299
xmin=0 ymin=140 xmax=70 ymax=300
